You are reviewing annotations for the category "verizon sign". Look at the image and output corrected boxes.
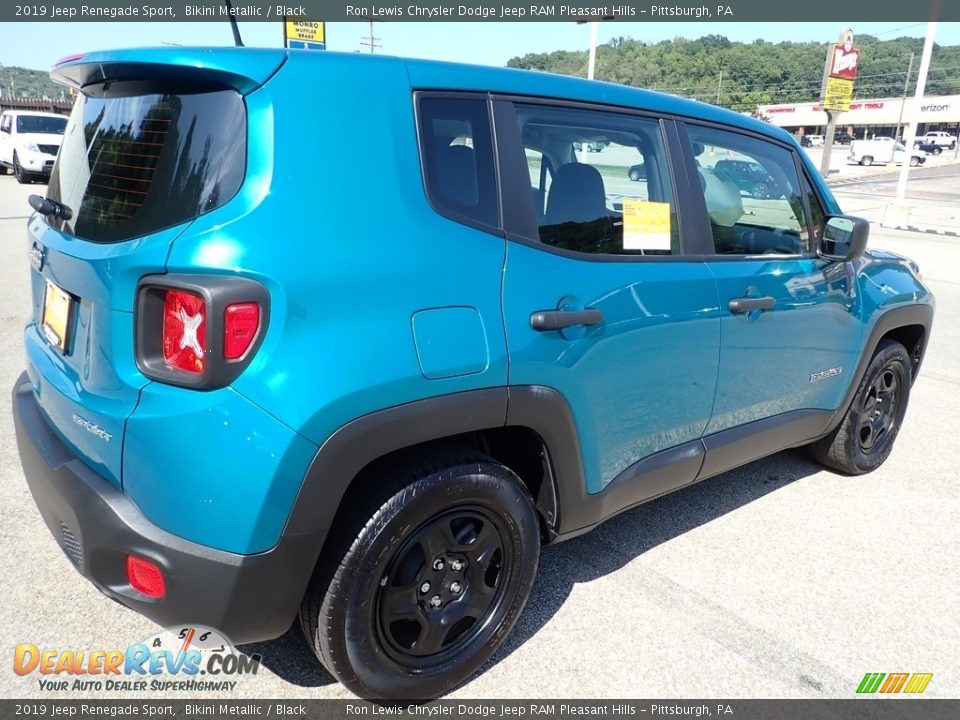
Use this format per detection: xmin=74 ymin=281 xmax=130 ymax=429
xmin=830 ymin=29 xmax=859 ymax=81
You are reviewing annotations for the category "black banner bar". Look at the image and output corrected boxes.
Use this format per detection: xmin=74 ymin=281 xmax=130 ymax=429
xmin=2 ymin=700 xmax=959 ymax=720
xmin=0 ymin=0 xmax=953 ymax=22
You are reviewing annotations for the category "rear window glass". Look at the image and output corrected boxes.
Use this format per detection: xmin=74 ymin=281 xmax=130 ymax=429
xmin=17 ymin=115 xmax=67 ymax=135
xmin=46 ymin=84 xmax=245 ymax=243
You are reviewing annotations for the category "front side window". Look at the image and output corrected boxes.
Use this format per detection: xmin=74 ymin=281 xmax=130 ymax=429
xmin=417 ymin=96 xmax=499 ymax=230
xmin=514 ymin=104 xmax=680 ymax=255
xmin=685 ymin=125 xmax=812 ymax=255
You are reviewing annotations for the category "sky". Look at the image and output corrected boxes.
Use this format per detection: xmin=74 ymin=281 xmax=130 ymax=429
xmin=1 ymin=21 xmax=959 ymax=72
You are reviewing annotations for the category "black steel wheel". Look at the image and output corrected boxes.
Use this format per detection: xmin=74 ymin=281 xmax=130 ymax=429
xmin=299 ymin=450 xmax=540 ymax=700
xmin=811 ymin=339 xmax=912 ymax=474
xmin=376 ymin=507 xmax=510 ymax=666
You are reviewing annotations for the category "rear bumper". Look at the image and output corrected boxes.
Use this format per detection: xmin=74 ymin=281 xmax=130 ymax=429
xmin=12 ymin=372 xmax=322 ymax=644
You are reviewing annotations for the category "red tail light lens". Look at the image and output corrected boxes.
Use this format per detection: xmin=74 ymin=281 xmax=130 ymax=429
xmin=162 ymin=290 xmax=206 ymax=374
xmin=126 ymin=556 xmax=166 ymax=598
xmin=224 ymin=303 xmax=260 ymax=360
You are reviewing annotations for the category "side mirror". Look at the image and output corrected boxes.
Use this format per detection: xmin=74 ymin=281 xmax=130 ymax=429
xmin=819 ymin=215 xmax=869 ymax=261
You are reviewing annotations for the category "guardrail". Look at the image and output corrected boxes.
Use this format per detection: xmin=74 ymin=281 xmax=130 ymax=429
xmin=0 ymin=98 xmax=72 ymax=115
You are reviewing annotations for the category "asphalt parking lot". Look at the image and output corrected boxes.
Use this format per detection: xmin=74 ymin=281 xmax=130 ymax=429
xmin=0 ymin=174 xmax=957 ymax=700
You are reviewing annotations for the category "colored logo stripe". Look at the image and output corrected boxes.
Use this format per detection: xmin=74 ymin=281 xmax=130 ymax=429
xmin=903 ymin=673 xmax=933 ymax=694
xmin=857 ymin=672 xmax=933 ymax=694
xmin=857 ymin=673 xmax=885 ymax=694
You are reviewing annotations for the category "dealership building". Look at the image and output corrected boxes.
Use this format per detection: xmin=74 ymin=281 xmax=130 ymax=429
xmin=757 ymin=94 xmax=960 ymax=142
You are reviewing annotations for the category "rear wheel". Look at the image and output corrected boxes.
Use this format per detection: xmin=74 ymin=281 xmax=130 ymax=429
xmin=299 ymin=451 xmax=540 ymax=700
xmin=860 ymin=156 xmax=873 ymax=167
xmin=811 ymin=339 xmax=911 ymax=475
xmin=909 ymin=156 xmax=920 ymax=167
xmin=752 ymin=181 xmax=769 ymax=199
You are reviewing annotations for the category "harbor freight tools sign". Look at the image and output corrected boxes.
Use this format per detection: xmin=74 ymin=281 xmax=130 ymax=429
xmin=2 ymin=1 xmax=956 ymax=22
xmin=823 ymin=27 xmax=859 ymax=112
xmin=285 ymin=19 xmax=325 ymax=49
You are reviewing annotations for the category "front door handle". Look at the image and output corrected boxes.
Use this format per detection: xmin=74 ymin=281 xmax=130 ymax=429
xmin=728 ymin=296 xmax=775 ymax=314
xmin=530 ymin=308 xmax=604 ymax=331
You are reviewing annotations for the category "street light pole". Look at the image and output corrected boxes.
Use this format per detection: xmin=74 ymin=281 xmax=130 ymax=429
xmin=587 ymin=21 xmax=598 ymax=80
xmin=895 ymin=52 xmax=915 ymax=142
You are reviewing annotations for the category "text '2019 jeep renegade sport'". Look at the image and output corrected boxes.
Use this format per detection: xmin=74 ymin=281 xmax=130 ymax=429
xmin=13 ymin=48 xmax=933 ymax=700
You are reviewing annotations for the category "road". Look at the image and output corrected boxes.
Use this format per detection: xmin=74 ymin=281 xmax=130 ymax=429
xmin=0 ymin=173 xmax=958 ymax=700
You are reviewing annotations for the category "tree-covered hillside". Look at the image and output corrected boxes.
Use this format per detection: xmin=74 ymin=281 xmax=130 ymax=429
xmin=0 ymin=66 xmax=66 ymax=101
xmin=507 ymin=35 xmax=960 ymax=111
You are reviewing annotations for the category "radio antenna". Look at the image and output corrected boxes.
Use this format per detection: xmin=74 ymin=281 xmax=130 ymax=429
xmin=224 ymin=0 xmax=245 ymax=47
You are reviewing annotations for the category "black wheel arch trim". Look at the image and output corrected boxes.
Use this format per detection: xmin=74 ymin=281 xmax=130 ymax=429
xmin=825 ymin=302 xmax=933 ymax=432
xmin=290 ymin=298 xmax=931 ymax=575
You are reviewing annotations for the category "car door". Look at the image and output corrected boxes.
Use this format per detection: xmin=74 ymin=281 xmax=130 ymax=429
xmin=678 ymin=122 xmax=861 ymax=446
xmin=496 ymin=100 xmax=721 ymax=497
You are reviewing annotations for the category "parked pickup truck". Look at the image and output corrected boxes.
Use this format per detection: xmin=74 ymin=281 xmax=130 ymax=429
xmin=848 ymin=137 xmax=926 ymax=167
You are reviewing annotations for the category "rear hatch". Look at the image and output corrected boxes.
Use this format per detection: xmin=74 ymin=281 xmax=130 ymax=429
xmin=24 ymin=48 xmax=284 ymax=487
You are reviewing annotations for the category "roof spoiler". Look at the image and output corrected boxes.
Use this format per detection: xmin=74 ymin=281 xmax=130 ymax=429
xmin=50 ymin=47 xmax=286 ymax=95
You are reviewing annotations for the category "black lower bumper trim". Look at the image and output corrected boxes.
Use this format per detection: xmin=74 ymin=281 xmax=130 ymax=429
xmin=12 ymin=372 xmax=323 ymax=644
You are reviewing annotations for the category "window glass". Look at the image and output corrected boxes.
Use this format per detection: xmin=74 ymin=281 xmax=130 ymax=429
xmin=686 ymin=125 xmax=810 ymax=255
xmin=514 ymin=104 xmax=679 ymax=255
xmin=418 ymin=96 xmax=499 ymax=229
xmin=16 ymin=115 xmax=67 ymax=135
xmin=46 ymin=84 xmax=246 ymax=244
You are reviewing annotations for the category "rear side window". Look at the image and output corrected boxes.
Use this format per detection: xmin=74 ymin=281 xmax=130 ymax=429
xmin=46 ymin=83 xmax=245 ymax=243
xmin=513 ymin=103 xmax=680 ymax=255
xmin=417 ymin=95 xmax=499 ymax=230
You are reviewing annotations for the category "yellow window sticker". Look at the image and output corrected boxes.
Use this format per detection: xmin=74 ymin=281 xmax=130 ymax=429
xmin=622 ymin=199 xmax=671 ymax=251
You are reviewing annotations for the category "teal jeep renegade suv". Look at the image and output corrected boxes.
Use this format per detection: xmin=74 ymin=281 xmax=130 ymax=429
xmin=13 ymin=47 xmax=933 ymax=700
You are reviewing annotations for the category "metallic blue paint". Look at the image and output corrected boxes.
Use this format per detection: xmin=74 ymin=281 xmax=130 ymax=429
xmin=20 ymin=47 xmax=934 ymax=557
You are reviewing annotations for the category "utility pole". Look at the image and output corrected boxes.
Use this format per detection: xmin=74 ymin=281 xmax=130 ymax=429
xmin=895 ymin=52 xmax=915 ymax=142
xmin=716 ymin=68 xmax=723 ymax=105
xmin=360 ymin=19 xmax=381 ymax=54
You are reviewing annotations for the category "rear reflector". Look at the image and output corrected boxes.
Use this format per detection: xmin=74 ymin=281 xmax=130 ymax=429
xmin=162 ymin=289 xmax=206 ymax=374
xmin=126 ymin=556 xmax=166 ymax=598
xmin=224 ymin=303 xmax=260 ymax=360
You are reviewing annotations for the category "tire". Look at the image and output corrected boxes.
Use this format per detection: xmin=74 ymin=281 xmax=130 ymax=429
xmin=909 ymin=156 xmax=920 ymax=167
xmin=628 ymin=168 xmax=641 ymax=182
xmin=13 ymin=152 xmax=31 ymax=184
xmin=0 ymin=164 xmax=8 ymax=176
xmin=811 ymin=339 xmax=912 ymax=475
xmin=299 ymin=450 xmax=541 ymax=700
xmin=752 ymin=181 xmax=768 ymax=199
xmin=859 ymin=156 xmax=873 ymax=167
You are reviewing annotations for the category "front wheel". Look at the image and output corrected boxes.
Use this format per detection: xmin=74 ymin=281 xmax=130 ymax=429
xmin=811 ymin=339 xmax=911 ymax=475
xmin=13 ymin=152 xmax=30 ymax=184
xmin=752 ymin=181 xmax=768 ymax=199
xmin=300 ymin=451 xmax=540 ymax=700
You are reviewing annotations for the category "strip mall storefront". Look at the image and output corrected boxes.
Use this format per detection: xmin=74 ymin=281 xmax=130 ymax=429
xmin=757 ymin=95 xmax=960 ymax=141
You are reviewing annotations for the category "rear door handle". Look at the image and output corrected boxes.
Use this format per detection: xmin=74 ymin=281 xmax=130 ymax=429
xmin=530 ymin=308 xmax=604 ymax=331
xmin=728 ymin=296 xmax=775 ymax=314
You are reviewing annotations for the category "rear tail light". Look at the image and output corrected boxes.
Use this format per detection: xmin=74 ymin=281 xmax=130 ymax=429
xmin=224 ymin=303 xmax=260 ymax=360
xmin=126 ymin=556 xmax=165 ymax=598
xmin=136 ymin=275 xmax=269 ymax=389
xmin=162 ymin=289 xmax=206 ymax=374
